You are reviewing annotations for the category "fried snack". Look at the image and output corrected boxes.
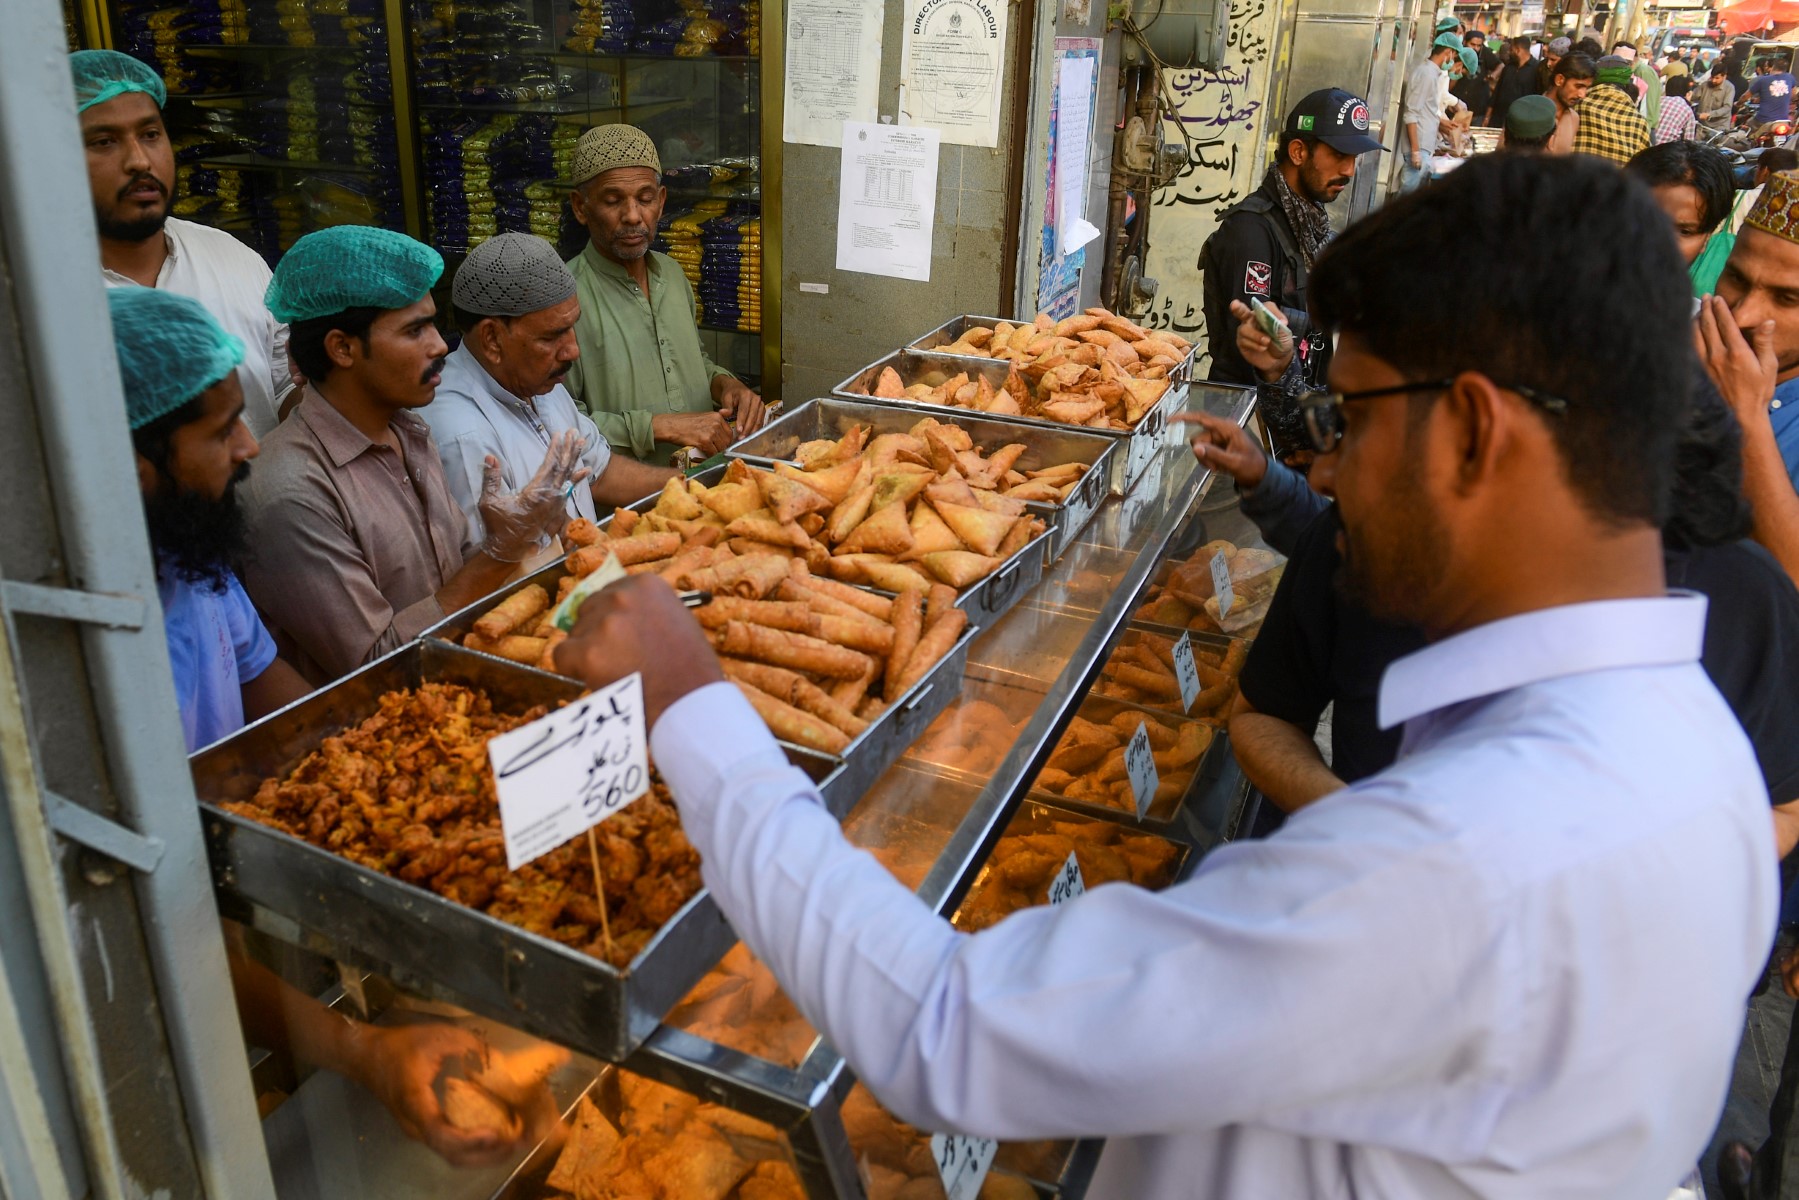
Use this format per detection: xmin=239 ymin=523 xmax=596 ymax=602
xmin=547 ymin=1096 xmax=622 ymax=1193
xmin=791 ymin=570 xmax=895 ymax=620
xmin=954 ymin=809 xmax=1182 ymax=933
xmin=221 ymin=684 xmax=702 ymax=969
xmin=715 ymin=620 xmax=875 ymax=680
xmin=472 ymin=584 xmax=549 ymax=641
xmin=476 ymin=1043 xmax=570 ymax=1107
xmin=884 ymin=589 xmax=924 ymax=702
xmin=815 ymin=612 xmax=895 ymax=656
xmin=609 ymin=508 xmax=641 ymax=538
xmin=924 ymin=583 xmax=957 ymax=626
xmin=719 ymin=659 xmax=868 ymax=738
xmin=920 ymin=550 xmax=1002 ymax=589
xmin=462 ymin=633 xmax=550 ymax=665
xmin=830 ymin=660 xmax=877 ymax=711
xmin=860 ymin=561 xmax=937 ymax=593
xmin=686 ymin=554 xmax=791 ymax=600
xmin=536 ymin=630 xmax=567 ymax=673
xmin=693 ymin=598 xmax=818 ymax=635
xmin=562 ymin=518 xmax=603 ymax=548
xmin=893 ymin=607 xmax=967 ymax=696
xmin=443 ymin=1078 xmax=522 ymax=1138
xmin=733 ymin=681 xmax=852 ymax=754
xmin=608 ymin=532 xmax=681 ymax=567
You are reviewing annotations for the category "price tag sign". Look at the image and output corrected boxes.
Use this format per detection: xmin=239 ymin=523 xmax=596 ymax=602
xmin=1210 ymin=551 xmax=1235 ymax=618
xmin=930 ymin=1133 xmax=998 ymax=1200
xmin=1171 ymin=632 xmax=1201 ymax=713
xmin=486 ymin=673 xmax=651 ymax=870
xmin=1047 ymin=852 xmax=1086 ymax=905
xmin=1125 ymin=721 xmax=1159 ymax=819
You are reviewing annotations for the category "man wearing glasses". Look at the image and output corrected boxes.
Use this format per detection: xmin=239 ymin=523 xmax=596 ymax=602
xmin=548 ymin=155 xmax=1774 ymax=1198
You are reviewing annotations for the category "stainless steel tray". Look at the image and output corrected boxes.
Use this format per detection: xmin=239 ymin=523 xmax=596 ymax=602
xmin=192 ymin=640 xmax=839 ymax=1062
xmin=1026 ymin=691 xmax=1223 ymax=826
xmin=832 ymin=348 xmax=1220 ymax=495
xmin=908 ymin=312 xmax=1010 ymax=357
xmin=727 ymin=397 xmax=1116 ymax=567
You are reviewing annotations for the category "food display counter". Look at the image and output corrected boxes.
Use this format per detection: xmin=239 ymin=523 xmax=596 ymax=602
xmin=199 ymin=362 xmax=1288 ymax=1197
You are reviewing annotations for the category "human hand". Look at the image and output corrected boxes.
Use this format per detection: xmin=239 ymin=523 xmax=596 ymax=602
xmin=1172 ymin=411 xmax=1269 ymax=490
xmin=717 ymin=379 xmax=767 ymax=436
xmin=1695 ymin=294 xmax=1777 ymax=430
xmin=478 ymin=432 xmax=591 ymax=563
xmin=651 ymin=410 xmax=734 ymax=457
xmin=352 ymin=1024 xmax=526 ymax=1168
xmin=554 ymin=573 xmax=724 ymax=729
xmin=1227 ymin=300 xmax=1295 ymax=382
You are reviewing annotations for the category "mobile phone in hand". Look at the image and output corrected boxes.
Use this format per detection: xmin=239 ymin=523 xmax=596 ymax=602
xmin=1249 ymin=298 xmax=1293 ymax=352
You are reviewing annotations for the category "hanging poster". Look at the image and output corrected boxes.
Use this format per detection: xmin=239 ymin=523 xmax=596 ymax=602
xmin=899 ymin=0 xmax=1009 ymax=147
xmin=1036 ymin=37 xmax=1102 ymax=318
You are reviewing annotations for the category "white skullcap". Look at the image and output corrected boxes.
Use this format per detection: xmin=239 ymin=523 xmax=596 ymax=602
xmin=452 ymin=233 xmax=577 ymax=318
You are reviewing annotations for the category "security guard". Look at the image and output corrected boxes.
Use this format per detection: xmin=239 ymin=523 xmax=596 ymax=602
xmin=1198 ymin=88 xmax=1383 ymax=460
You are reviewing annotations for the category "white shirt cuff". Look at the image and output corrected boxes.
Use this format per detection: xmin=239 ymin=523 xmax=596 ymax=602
xmin=650 ymin=681 xmax=791 ymax=810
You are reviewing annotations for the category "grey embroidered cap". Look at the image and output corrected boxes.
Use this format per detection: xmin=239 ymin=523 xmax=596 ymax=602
xmin=452 ymin=232 xmax=578 ymax=318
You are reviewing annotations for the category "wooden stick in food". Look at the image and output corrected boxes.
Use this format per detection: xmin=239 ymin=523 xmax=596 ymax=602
xmin=883 ymin=589 xmax=924 ymax=702
xmin=716 ymin=620 xmax=874 ymax=679
xmin=693 ymin=598 xmax=819 ymax=634
xmin=733 ymin=681 xmax=852 ymax=754
xmin=719 ymin=658 xmax=869 ymax=738
xmin=473 ymin=584 xmax=549 ymax=641
xmin=892 ymin=607 xmax=968 ymax=696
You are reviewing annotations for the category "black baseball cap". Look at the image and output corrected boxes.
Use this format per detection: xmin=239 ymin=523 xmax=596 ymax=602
xmin=1283 ymin=87 xmax=1386 ymax=155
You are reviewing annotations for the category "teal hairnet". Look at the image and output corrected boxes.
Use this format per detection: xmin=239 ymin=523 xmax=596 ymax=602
xmin=70 ymin=50 xmax=167 ymax=114
xmin=108 ymin=288 xmax=245 ymax=430
xmin=264 ymin=226 xmax=445 ymax=323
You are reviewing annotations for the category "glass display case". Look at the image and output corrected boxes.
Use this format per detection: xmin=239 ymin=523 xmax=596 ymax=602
xmin=203 ymin=378 xmax=1293 ymax=1199
xmin=83 ymin=0 xmax=773 ymax=384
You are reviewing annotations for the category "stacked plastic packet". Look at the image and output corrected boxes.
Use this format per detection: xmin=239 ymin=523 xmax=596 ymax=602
xmin=563 ymin=0 xmax=640 ymax=53
xmin=656 ymin=200 xmax=729 ymax=306
xmin=172 ymin=127 xmax=247 ymax=223
xmin=697 ymin=210 xmax=760 ymax=332
xmin=112 ymin=0 xmax=246 ymax=94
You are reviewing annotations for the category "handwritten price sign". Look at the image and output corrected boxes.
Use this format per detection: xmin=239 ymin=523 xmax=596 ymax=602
xmin=1210 ymin=551 xmax=1235 ymax=619
xmin=1125 ymin=721 xmax=1159 ymax=819
xmin=1047 ymin=852 xmax=1086 ymax=905
xmin=1172 ymin=632 xmax=1201 ymax=712
xmin=930 ymin=1132 xmax=997 ymax=1200
xmin=487 ymin=673 xmax=651 ymax=870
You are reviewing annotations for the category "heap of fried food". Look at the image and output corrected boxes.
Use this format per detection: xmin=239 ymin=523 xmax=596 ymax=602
xmin=668 ymin=943 xmax=818 ymax=1068
xmin=912 ymin=697 xmax=1028 ymax=777
xmin=1034 ymin=705 xmax=1214 ymax=817
xmin=1090 ymin=629 xmax=1247 ymax=713
xmin=953 ymin=808 xmax=1184 ymax=934
xmin=542 ymin=1073 xmax=802 ymax=1200
xmin=221 ymin=683 xmax=701 ymax=969
xmin=1133 ymin=539 xmax=1285 ymax=637
xmin=852 ymin=308 xmax=1191 ymax=432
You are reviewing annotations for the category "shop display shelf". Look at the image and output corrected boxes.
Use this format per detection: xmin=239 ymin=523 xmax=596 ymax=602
xmin=193 ymin=640 xmax=840 ymax=1063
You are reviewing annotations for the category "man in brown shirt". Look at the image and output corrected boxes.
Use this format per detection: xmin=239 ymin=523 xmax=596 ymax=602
xmin=1545 ymin=51 xmax=1596 ymax=155
xmin=243 ymin=226 xmax=583 ymax=684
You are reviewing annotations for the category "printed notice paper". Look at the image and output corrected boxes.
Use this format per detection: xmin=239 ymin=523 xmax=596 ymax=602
xmin=836 ymin=121 xmax=939 ymax=281
xmin=784 ymin=0 xmax=883 ymax=146
xmin=899 ymin=0 xmax=1008 ymax=147
xmin=1055 ymin=55 xmax=1101 ymax=255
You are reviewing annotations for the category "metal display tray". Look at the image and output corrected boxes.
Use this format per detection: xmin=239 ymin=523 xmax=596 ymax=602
xmin=423 ymin=474 xmax=974 ymax=819
xmin=727 ymin=396 xmax=1117 ymax=567
xmin=1024 ymin=692 xmax=1224 ymax=827
xmin=192 ymin=640 xmax=841 ymax=1063
xmin=832 ymin=348 xmax=1209 ymax=495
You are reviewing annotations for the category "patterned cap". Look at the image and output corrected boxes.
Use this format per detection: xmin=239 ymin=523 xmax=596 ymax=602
xmin=572 ymin=124 xmax=661 ymax=187
xmin=453 ymin=233 xmax=577 ymax=317
xmin=1548 ymin=36 xmax=1571 ymax=54
xmin=265 ymin=226 xmax=444 ymax=323
xmin=1744 ymin=171 xmax=1799 ymax=244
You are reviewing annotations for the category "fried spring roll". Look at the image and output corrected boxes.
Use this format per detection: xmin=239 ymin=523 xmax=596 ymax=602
xmin=789 ymin=571 xmax=894 ymax=621
xmin=531 ymin=608 xmax=561 ymax=638
xmin=1113 ymin=664 xmax=1182 ymax=702
xmin=473 ymin=584 xmax=549 ymax=641
xmin=1221 ymin=640 xmax=1249 ymax=679
xmin=463 ymin=633 xmax=549 ymax=665
xmin=566 ymin=546 xmax=611 ymax=577
xmin=625 ymin=557 xmax=677 ymax=576
xmin=856 ymin=696 xmax=887 ymax=720
xmin=687 ymin=555 xmax=791 ymax=600
xmin=883 ymin=589 xmax=924 ymax=702
xmin=894 ymin=608 xmax=968 ymax=696
xmin=924 ymin=584 xmax=957 ymax=627
xmin=815 ymin=613 xmax=894 ymax=656
xmin=563 ymin=517 xmax=603 ymax=547
xmin=829 ymin=660 xmax=878 ymax=710
xmin=719 ymin=658 xmax=868 ymax=737
xmin=536 ymin=630 xmax=568 ymax=673
xmin=611 ymin=532 xmax=681 ymax=566
xmin=734 ymin=681 xmax=851 ymax=754
xmin=716 ymin=620 xmax=874 ymax=679
xmin=1141 ymin=635 xmax=1178 ymax=674
xmin=695 ymin=599 xmax=819 ymax=634
xmin=659 ymin=545 xmax=720 ymax=587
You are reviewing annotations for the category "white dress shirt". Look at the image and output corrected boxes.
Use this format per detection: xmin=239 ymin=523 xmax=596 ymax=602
xmin=653 ymin=594 xmax=1776 ymax=1199
xmin=101 ymin=217 xmax=291 ymax=438
xmin=1406 ymin=60 xmax=1447 ymax=155
xmin=421 ymin=342 xmax=613 ymax=543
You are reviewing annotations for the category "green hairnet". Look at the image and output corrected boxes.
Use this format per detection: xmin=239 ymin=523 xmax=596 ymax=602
xmin=265 ymin=226 xmax=445 ymax=324
xmin=70 ymin=50 xmax=167 ymax=114
xmin=108 ymin=288 xmax=245 ymax=430
xmin=1459 ymin=48 xmax=1479 ymax=75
